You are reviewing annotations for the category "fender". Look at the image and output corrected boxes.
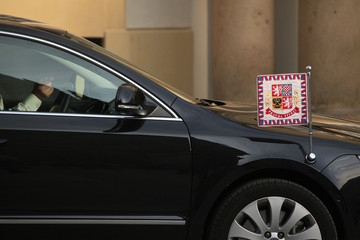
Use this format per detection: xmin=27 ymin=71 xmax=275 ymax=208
xmin=188 ymin=158 xmax=347 ymax=240
xmin=322 ymin=154 xmax=360 ymax=238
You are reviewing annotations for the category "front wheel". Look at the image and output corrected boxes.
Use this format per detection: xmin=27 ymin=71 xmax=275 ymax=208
xmin=206 ymin=179 xmax=337 ymax=240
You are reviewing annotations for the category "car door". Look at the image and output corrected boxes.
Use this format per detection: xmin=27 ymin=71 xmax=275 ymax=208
xmin=0 ymin=33 xmax=191 ymax=239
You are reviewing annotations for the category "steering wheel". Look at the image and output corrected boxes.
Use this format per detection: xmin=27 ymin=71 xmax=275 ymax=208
xmin=85 ymin=101 xmax=108 ymax=114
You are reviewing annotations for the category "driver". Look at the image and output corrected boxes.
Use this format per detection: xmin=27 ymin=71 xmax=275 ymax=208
xmin=0 ymin=77 xmax=54 ymax=111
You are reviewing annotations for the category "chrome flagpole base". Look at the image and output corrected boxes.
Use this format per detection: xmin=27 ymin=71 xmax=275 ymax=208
xmin=305 ymin=153 xmax=316 ymax=164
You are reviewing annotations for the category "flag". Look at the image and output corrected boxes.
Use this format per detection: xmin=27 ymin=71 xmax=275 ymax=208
xmin=257 ymin=73 xmax=308 ymax=127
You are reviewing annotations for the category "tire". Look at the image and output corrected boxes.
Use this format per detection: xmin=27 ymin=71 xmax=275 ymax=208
xmin=207 ymin=178 xmax=337 ymax=240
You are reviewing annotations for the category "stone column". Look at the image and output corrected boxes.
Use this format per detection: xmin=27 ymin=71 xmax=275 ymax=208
xmin=213 ymin=0 xmax=275 ymax=103
xmin=299 ymin=0 xmax=360 ymax=116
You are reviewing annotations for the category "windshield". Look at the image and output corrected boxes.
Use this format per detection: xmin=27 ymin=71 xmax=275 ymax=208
xmin=67 ymin=33 xmax=197 ymax=104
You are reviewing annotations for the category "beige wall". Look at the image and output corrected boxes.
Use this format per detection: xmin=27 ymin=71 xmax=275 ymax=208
xmin=105 ymin=29 xmax=193 ymax=94
xmin=213 ymin=0 xmax=275 ymax=103
xmin=126 ymin=0 xmax=191 ymax=28
xmin=0 ymin=0 xmax=125 ymax=37
xmin=106 ymin=0 xmax=193 ymax=95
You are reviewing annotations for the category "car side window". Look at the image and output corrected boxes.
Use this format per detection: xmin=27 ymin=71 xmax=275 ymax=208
xmin=0 ymin=35 xmax=171 ymax=117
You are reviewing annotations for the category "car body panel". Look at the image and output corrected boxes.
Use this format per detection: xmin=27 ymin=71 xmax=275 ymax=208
xmin=322 ymin=155 xmax=360 ymax=239
xmin=0 ymin=114 xmax=191 ymax=238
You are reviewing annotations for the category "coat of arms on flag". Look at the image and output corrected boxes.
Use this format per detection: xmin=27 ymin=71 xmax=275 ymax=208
xmin=257 ymin=73 xmax=308 ymax=126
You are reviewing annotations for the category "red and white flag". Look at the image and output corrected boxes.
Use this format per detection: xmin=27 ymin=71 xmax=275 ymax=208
xmin=257 ymin=73 xmax=308 ymax=127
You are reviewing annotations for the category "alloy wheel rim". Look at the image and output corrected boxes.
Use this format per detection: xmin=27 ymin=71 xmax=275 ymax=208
xmin=228 ymin=196 xmax=321 ymax=240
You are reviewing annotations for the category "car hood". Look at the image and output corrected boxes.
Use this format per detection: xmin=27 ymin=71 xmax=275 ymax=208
xmin=203 ymin=100 xmax=360 ymax=146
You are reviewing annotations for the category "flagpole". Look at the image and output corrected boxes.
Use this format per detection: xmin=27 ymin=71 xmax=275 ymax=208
xmin=305 ymin=66 xmax=316 ymax=163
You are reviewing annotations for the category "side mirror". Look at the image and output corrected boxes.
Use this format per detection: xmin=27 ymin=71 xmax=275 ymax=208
xmin=115 ymin=84 xmax=157 ymax=116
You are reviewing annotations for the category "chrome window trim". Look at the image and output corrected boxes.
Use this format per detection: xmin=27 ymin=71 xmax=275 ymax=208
xmin=0 ymin=216 xmax=186 ymax=225
xmin=0 ymin=31 xmax=182 ymax=121
xmin=0 ymin=110 xmax=182 ymax=121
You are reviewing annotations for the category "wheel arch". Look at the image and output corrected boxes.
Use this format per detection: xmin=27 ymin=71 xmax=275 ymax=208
xmin=201 ymin=159 xmax=346 ymax=240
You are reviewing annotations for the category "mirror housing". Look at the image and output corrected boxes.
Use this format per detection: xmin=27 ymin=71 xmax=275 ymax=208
xmin=115 ymin=84 xmax=156 ymax=116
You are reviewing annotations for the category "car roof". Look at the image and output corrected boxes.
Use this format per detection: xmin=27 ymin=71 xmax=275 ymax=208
xmin=0 ymin=14 xmax=68 ymax=37
xmin=0 ymin=15 xmax=40 ymax=23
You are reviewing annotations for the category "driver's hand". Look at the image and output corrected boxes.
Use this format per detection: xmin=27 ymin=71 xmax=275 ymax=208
xmin=33 ymin=77 xmax=54 ymax=101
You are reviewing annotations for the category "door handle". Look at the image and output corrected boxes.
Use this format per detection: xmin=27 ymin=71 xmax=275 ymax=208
xmin=0 ymin=139 xmax=8 ymax=146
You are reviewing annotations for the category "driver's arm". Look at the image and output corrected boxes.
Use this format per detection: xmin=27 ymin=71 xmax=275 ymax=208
xmin=10 ymin=77 xmax=54 ymax=112
xmin=10 ymin=93 xmax=42 ymax=111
